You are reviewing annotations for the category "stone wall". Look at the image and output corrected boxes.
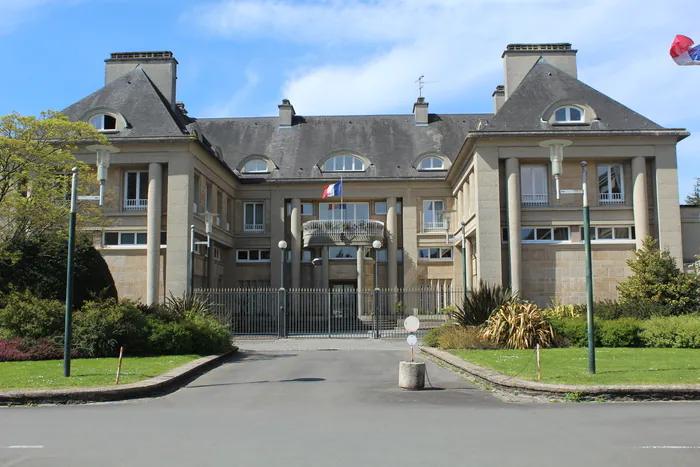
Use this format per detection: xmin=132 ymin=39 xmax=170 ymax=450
xmin=102 ymin=249 xmax=165 ymax=302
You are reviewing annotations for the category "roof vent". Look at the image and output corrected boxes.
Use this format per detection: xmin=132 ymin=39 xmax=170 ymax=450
xmin=413 ymin=97 xmax=428 ymax=126
xmin=278 ymin=99 xmax=296 ymax=128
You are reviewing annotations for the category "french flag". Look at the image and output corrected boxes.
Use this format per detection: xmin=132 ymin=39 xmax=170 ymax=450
xmin=321 ymin=181 xmax=342 ymax=198
xmin=670 ymin=35 xmax=700 ymax=65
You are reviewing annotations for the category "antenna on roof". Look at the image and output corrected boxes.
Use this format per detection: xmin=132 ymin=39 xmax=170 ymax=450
xmin=415 ymin=75 xmax=437 ymax=98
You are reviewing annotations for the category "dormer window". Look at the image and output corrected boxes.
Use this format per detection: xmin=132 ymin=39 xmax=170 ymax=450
xmin=418 ymin=156 xmax=445 ymax=171
xmin=322 ymin=155 xmax=365 ymax=172
xmin=243 ymin=159 xmax=269 ymax=173
xmin=554 ymin=106 xmax=584 ymax=124
xmin=89 ymin=114 xmax=118 ymax=132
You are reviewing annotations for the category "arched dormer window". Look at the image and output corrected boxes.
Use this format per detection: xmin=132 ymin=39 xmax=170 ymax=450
xmin=89 ymin=114 xmax=118 ymax=132
xmin=554 ymin=106 xmax=584 ymax=124
xmin=243 ymin=158 xmax=269 ymax=173
xmin=322 ymin=155 xmax=365 ymax=172
xmin=417 ymin=156 xmax=445 ymax=171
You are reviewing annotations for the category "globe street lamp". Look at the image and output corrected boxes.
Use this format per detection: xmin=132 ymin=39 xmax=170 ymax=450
xmin=372 ymin=240 xmax=382 ymax=289
xmin=278 ymin=240 xmax=288 ymax=289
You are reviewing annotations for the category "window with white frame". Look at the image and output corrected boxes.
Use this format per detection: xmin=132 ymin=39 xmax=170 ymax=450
xmin=236 ymin=249 xmax=271 ymax=262
xmin=520 ymin=227 xmax=570 ymax=243
xmin=216 ymin=191 xmax=223 ymax=227
xmin=423 ymin=200 xmax=445 ymax=231
xmin=375 ymin=201 xmax=387 ymax=215
xmin=598 ymin=164 xmax=624 ymax=204
xmin=520 ymin=165 xmax=548 ymax=205
xmin=418 ymin=156 xmax=445 ymax=171
xmin=244 ymin=202 xmax=264 ymax=232
xmin=124 ymin=171 xmax=148 ymax=211
xmin=193 ymin=173 xmax=201 ymax=214
xmin=243 ymin=159 xmax=269 ymax=173
xmin=103 ymin=231 xmax=149 ymax=246
xmin=89 ymin=114 xmax=117 ymax=132
xmin=418 ymin=248 xmax=452 ymax=260
xmin=319 ymin=202 xmax=369 ymax=221
xmin=554 ymin=106 xmax=584 ymax=124
xmin=322 ymin=155 xmax=365 ymax=172
xmin=582 ymin=226 xmax=635 ymax=241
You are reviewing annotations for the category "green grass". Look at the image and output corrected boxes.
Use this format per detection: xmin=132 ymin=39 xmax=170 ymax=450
xmin=0 ymin=355 xmax=200 ymax=391
xmin=451 ymin=348 xmax=700 ymax=385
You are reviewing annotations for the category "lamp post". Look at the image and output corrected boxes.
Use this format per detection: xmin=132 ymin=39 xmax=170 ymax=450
xmin=278 ymin=240 xmax=288 ymax=338
xmin=189 ymin=213 xmax=214 ymax=296
xmin=86 ymin=145 xmax=119 ymax=206
xmin=582 ymin=161 xmax=596 ymax=374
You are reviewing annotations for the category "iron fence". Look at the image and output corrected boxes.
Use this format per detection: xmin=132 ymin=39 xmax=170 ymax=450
xmin=196 ymin=287 xmax=465 ymax=339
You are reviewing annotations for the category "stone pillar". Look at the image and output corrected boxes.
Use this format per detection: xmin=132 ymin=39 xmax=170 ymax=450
xmin=655 ymin=146 xmax=683 ymax=264
xmin=357 ymin=245 xmax=364 ymax=317
xmin=457 ymin=190 xmax=463 ymax=223
xmin=146 ymin=163 xmax=162 ymax=305
xmin=291 ymin=198 xmax=302 ymax=289
xmin=465 ymin=237 xmax=473 ymax=291
xmin=386 ymin=197 xmax=398 ymax=289
xmin=461 ymin=184 xmax=468 ymax=220
xmin=321 ymin=245 xmax=330 ymax=289
xmin=402 ymin=189 xmax=419 ymax=288
xmin=165 ymin=154 xmax=192 ymax=298
xmin=475 ymin=149 xmax=503 ymax=286
xmin=270 ymin=194 xmax=285 ymax=289
xmin=505 ymin=158 xmax=522 ymax=293
xmin=632 ymin=156 xmax=649 ymax=250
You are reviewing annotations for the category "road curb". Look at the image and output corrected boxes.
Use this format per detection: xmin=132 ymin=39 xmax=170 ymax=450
xmin=420 ymin=347 xmax=700 ymax=401
xmin=0 ymin=347 xmax=239 ymax=406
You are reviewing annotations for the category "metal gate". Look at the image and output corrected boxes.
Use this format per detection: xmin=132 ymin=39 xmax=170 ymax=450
xmin=197 ymin=287 xmax=462 ymax=339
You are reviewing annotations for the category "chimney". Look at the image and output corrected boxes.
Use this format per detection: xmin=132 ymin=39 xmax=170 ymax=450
xmin=413 ymin=97 xmax=428 ymax=126
xmin=176 ymin=102 xmax=188 ymax=115
xmin=502 ymin=43 xmax=577 ymax=99
xmin=278 ymin=99 xmax=295 ymax=127
xmin=492 ymin=85 xmax=505 ymax=113
xmin=105 ymin=51 xmax=178 ymax=106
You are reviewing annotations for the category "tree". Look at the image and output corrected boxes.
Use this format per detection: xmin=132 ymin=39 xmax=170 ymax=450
xmin=0 ymin=111 xmax=108 ymax=252
xmin=685 ymin=177 xmax=700 ymax=206
xmin=617 ymin=236 xmax=700 ymax=314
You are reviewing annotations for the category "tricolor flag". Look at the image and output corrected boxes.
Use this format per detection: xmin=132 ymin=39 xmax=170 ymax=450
xmin=670 ymin=35 xmax=700 ymax=65
xmin=321 ymin=180 xmax=342 ymax=198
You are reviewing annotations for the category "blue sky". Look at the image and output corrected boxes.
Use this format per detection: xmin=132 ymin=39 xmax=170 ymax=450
xmin=2 ymin=0 xmax=699 ymax=198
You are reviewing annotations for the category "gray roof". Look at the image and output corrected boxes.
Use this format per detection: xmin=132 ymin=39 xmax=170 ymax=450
xmin=194 ymin=114 xmax=490 ymax=180
xmin=485 ymin=60 xmax=663 ymax=132
xmin=62 ymin=68 xmax=188 ymax=138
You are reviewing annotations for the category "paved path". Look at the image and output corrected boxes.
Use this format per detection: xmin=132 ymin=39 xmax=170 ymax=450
xmin=1 ymin=339 xmax=700 ymax=466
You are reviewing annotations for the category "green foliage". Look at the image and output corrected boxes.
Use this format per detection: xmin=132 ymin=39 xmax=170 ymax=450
xmin=617 ymin=236 xmax=700 ymax=314
xmin=640 ymin=315 xmax=700 ymax=348
xmin=166 ymin=292 xmax=214 ymax=321
xmin=480 ymin=301 xmax=555 ymax=349
xmin=449 ymin=280 xmax=517 ymax=326
xmin=592 ymin=299 xmax=674 ymax=320
xmin=549 ymin=318 xmax=590 ymax=347
xmin=598 ymin=318 xmax=642 ymax=347
xmin=422 ymin=324 xmax=451 ymax=347
xmin=0 ymin=289 xmax=64 ymax=339
xmin=685 ymin=177 xmax=700 ymax=206
xmin=0 ymin=234 xmax=117 ymax=309
xmin=438 ymin=325 xmax=497 ymax=350
xmin=73 ymin=299 xmax=149 ymax=357
xmin=543 ymin=298 xmax=582 ymax=319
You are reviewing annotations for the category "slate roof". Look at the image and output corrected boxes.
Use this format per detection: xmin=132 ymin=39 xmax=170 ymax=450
xmin=485 ymin=60 xmax=664 ymax=132
xmin=62 ymin=68 xmax=189 ymax=138
xmin=193 ymin=114 xmax=490 ymax=180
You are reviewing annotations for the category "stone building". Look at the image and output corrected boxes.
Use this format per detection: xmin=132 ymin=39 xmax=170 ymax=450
xmin=61 ymin=44 xmax=695 ymax=307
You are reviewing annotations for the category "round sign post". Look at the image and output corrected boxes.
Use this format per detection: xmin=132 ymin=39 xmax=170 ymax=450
xmin=404 ymin=317 xmax=420 ymax=361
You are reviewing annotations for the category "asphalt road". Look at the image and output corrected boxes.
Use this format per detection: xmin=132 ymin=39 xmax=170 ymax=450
xmin=2 ymin=339 xmax=700 ymax=467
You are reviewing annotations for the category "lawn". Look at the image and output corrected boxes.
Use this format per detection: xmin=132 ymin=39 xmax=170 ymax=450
xmin=0 ymin=355 xmax=201 ymax=391
xmin=451 ymin=348 xmax=700 ymax=385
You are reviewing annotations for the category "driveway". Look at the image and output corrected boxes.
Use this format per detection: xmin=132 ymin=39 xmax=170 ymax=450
xmin=1 ymin=339 xmax=700 ymax=467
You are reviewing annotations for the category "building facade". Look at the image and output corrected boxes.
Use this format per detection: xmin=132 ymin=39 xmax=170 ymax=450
xmin=62 ymin=44 xmax=694 ymax=307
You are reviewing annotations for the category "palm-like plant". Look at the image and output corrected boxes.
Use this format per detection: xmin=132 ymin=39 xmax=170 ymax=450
xmin=480 ymin=301 xmax=555 ymax=349
xmin=449 ymin=280 xmax=517 ymax=326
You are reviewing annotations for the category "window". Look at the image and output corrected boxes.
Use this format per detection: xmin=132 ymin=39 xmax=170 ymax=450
xmin=236 ymin=249 xmax=271 ymax=262
xmin=302 ymin=203 xmax=313 ymax=216
xmin=423 ymin=200 xmax=445 ymax=231
xmin=193 ymin=173 xmax=200 ymax=214
xmin=216 ymin=191 xmax=223 ymax=226
xmin=103 ymin=231 xmax=147 ymax=246
xmin=521 ymin=227 xmax=570 ymax=243
xmin=583 ymin=226 xmax=635 ymax=241
xmin=521 ymin=165 xmax=548 ymax=205
xmin=418 ymin=248 xmax=452 ymax=260
xmin=502 ymin=227 xmax=509 ymax=243
xmin=124 ymin=171 xmax=148 ymax=211
xmin=244 ymin=202 xmax=264 ymax=232
xmin=89 ymin=114 xmax=117 ymax=131
xmin=376 ymin=249 xmax=387 ymax=262
xmin=330 ymin=247 xmax=356 ymax=259
xmin=243 ymin=159 xmax=269 ymax=173
xmin=322 ymin=155 xmax=365 ymax=172
xmin=285 ymin=250 xmax=313 ymax=262
xmin=397 ymin=248 xmax=404 ymax=263
xmin=598 ymin=164 xmax=624 ymax=204
xmin=205 ymin=183 xmax=213 ymax=213
xmin=397 ymin=202 xmax=402 ymax=215
xmin=554 ymin=106 xmax=584 ymax=124
xmin=213 ymin=246 xmax=221 ymax=261
xmin=375 ymin=202 xmax=387 ymax=215
xmin=319 ymin=203 xmax=369 ymax=221
xmin=418 ymin=156 xmax=445 ymax=171
xmin=226 ymin=197 xmax=233 ymax=231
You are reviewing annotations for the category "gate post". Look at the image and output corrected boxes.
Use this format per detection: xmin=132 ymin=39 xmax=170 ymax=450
xmin=278 ymin=287 xmax=287 ymax=338
xmin=373 ymin=288 xmax=380 ymax=339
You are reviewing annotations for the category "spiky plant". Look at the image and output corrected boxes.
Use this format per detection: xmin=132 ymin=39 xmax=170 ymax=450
xmin=164 ymin=292 xmax=214 ymax=320
xmin=449 ymin=280 xmax=517 ymax=326
xmin=480 ymin=301 xmax=555 ymax=349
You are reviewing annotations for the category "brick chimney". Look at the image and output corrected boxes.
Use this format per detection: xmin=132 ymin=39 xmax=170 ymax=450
xmin=413 ymin=97 xmax=428 ymax=126
xmin=502 ymin=43 xmax=577 ymax=99
xmin=278 ymin=99 xmax=296 ymax=127
xmin=105 ymin=51 xmax=178 ymax=106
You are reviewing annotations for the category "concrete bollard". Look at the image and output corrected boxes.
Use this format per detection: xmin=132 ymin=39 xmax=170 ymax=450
xmin=399 ymin=361 xmax=426 ymax=390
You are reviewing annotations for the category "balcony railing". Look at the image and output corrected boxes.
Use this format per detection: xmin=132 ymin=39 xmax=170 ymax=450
xmin=124 ymin=199 xmax=148 ymax=211
xmin=244 ymin=223 xmax=264 ymax=233
xmin=522 ymin=194 xmax=548 ymax=206
xmin=423 ymin=221 xmax=447 ymax=232
xmin=599 ymin=192 xmax=624 ymax=204
xmin=303 ymin=219 xmax=384 ymax=246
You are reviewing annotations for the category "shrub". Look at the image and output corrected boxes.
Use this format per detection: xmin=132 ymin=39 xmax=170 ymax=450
xmin=617 ymin=236 xmax=700 ymax=314
xmin=480 ymin=301 xmax=555 ymax=349
xmin=438 ymin=325 xmax=497 ymax=350
xmin=422 ymin=324 xmax=452 ymax=347
xmin=165 ymin=292 xmax=214 ymax=321
xmin=592 ymin=299 xmax=674 ymax=320
xmin=0 ymin=289 xmax=64 ymax=338
xmin=450 ymin=280 xmax=517 ymax=326
xmin=598 ymin=318 xmax=642 ymax=347
xmin=542 ymin=299 xmax=582 ymax=320
xmin=147 ymin=313 xmax=232 ymax=355
xmin=148 ymin=319 xmax=197 ymax=355
xmin=549 ymin=318 xmax=590 ymax=347
xmin=73 ymin=299 xmax=149 ymax=357
xmin=640 ymin=315 xmax=700 ymax=348
xmin=0 ymin=337 xmax=81 ymax=362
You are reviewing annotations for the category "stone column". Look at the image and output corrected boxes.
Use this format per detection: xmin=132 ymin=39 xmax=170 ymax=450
xmin=655 ymin=146 xmax=683 ymax=264
xmin=402 ymin=189 xmax=419 ymax=288
xmin=475 ymin=149 xmax=503 ymax=286
xmin=465 ymin=237 xmax=473 ymax=291
xmin=457 ymin=190 xmax=463 ymax=223
xmin=165 ymin=155 xmax=192 ymax=297
xmin=386 ymin=197 xmax=398 ymax=289
xmin=291 ymin=198 xmax=302 ymax=289
xmin=632 ymin=156 xmax=649 ymax=250
xmin=146 ymin=162 xmax=162 ymax=305
xmin=321 ymin=245 xmax=330 ymax=289
xmin=357 ymin=246 xmax=364 ymax=317
xmin=461 ymin=184 xmax=468 ymax=220
xmin=505 ymin=158 xmax=522 ymax=293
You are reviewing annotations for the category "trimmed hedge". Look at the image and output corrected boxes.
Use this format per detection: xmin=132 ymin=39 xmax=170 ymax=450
xmin=640 ymin=316 xmax=700 ymax=348
xmin=0 ymin=290 xmax=64 ymax=339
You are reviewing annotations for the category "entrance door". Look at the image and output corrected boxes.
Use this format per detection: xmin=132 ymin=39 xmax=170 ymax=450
xmin=329 ymin=282 xmax=367 ymax=336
